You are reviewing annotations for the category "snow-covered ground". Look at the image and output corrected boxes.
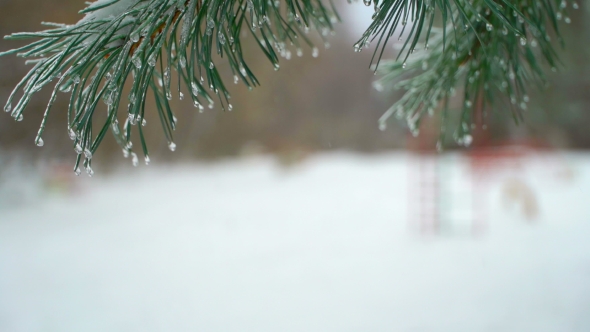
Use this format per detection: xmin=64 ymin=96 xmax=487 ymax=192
xmin=0 ymin=152 xmax=589 ymax=332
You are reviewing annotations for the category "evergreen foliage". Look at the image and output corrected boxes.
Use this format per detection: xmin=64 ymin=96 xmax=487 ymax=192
xmin=0 ymin=0 xmax=576 ymax=174
xmin=368 ymin=0 xmax=575 ymax=148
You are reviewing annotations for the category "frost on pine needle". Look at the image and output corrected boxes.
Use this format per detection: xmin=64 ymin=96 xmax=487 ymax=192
xmin=364 ymin=0 xmax=574 ymax=149
xmin=0 ymin=0 xmax=577 ymax=174
xmin=0 ymin=0 xmax=337 ymax=174
xmin=80 ymin=0 xmax=142 ymax=23
xmin=79 ymin=0 xmax=143 ymax=48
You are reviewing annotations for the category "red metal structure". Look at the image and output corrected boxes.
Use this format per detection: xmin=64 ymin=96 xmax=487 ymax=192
xmin=408 ymin=113 xmax=557 ymax=236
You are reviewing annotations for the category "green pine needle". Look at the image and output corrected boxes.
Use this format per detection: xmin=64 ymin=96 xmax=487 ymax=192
xmin=1 ymin=0 xmax=337 ymax=175
xmin=0 ymin=0 xmax=576 ymax=174
xmin=366 ymin=0 xmax=573 ymax=148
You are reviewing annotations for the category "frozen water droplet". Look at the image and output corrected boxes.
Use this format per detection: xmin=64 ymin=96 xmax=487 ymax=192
xmin=209 ymin=62 xmax=215 ymax=69
xmin=373 ymin=82 xmax=384 ymax=92
xmin=74 ymin=167 xmax=81 ymax=176
xmin=354 ymin=42 xmax=362 ymax=52
xmin=486 ymin=23 xmax=493 ymax=31
xmin=130 ymin=32 xmax=140 ymax=43
xmin=179 ymin=92 xmax=184 ymax=100
xmin=312 ymin=47 xmax=319 ymax=58
xmin=168 ymin=142 xmax=176 ymax=151
xmin=131 ymin=152 xmax=139 ymax=167
xmin=68 ymin=128 xmax=77 ymax=140
xmin=509 ymin=71 xmax=515 ymax=80
xmin=144 ymin=155 xmax=150 ymax=165
xmin=132 ymin=57 xmax=142 ymax=69
xmin=75 ymin=143 xmax=83 ymax=154
xmin=233 ymin=75 xmax=239 ymax=84
xmin=228 ymin=104 xmax=233 ymax=111
xmin=84 ymin=148 xmax=93 ymax=159
xmin=436 ymin=141 xmax=443 ymax=152
xmin=191 ymin=82 xmax=199 ymax=97
xmin=86 ymin=166 xmax=94 ymax=177
xmin=520 ymin=37 xmax=527 ymax=46
xmin=4 ymin=103 xmax=11 ymax=113
xmin=35 ymin=137 xmax=44 ymax=147
xmin=129 ymin=113 xmax=138 ymax=125
xmin=142 ymin=118 xmax=147 ymax=126
xmin=148 ymin=54 xmax=157 ymax=67
xmin=379 ymin=122 xmax=387 ymax=131
xmin=206 ymin=19 xmax=215 ymax=34
xmin=463 ymin=134 xmax=473 ymax=147
xmin=16 ymin=114 xmax=23 ymax=121
xmin=208 ymin=103 xmax=214 ymax=109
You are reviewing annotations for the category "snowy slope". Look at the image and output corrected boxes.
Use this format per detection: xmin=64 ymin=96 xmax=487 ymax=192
xmin=0 ymin=152 xmax=589 ymax=332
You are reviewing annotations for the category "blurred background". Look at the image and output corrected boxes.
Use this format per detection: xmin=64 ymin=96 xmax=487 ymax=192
xmin=1 ymin=1 xmax=590 ymax=331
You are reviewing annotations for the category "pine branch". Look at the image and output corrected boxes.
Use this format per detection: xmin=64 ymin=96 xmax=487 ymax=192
xmin=366 ymin=0 xmax=575 ymax=148
xmin=1 ymin=0 xmax=337 ymax=175
xmin=0 ymin=0 xmax=578 ymax=175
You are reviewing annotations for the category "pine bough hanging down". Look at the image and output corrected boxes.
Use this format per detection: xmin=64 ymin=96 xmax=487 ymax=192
xmin=1 ymin=0 xmax=338 ymax=175
xmin=367 ymin=0 xmax=576 ymax=148
xmin=0 ymin=0 xmax=575 ymax=175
